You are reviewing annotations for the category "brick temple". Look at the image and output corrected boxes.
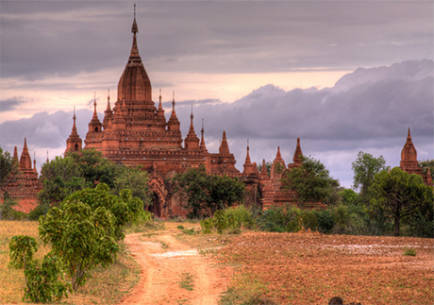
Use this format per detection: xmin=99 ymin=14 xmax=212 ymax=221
xmin=1 ymin=14 xmax=431 ymax=216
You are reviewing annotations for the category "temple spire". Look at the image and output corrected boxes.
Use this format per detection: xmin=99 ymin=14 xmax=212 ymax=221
xmin=71 ymin=107 xmax=79 ymax=136
xmin=106 ymin=89 xmax=111 ymax=111
xmin=219 ymin=130 xmax=230 ymax=154
xmin=19 ymin=137 xmax=32 ymax=170
xmin=158 ymin=89 xmax=163 ymax=111
xmin=245 ymin=140 xmax=251 ymax=165
xmin=33 ymin=152 xmax=37 ymax=173
xmin=200 ymin=118 xmax=207 ymax=152
xmin=130 ymin=4 xmax=139 ymax=57
xmin=13 ymin=146 xmax=18 ymax=164
xmin=293 ymin=137 xmax=303 ymax=165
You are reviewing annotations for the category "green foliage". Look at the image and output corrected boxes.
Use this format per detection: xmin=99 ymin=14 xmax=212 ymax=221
xmin=9 ymin=235 xmax=38 ymax=269
xmin=200 ymin=218 xmax=213 ymax=234
xmin=28 ymin=203 xmax=51 ymax=220
xmin=65 ymin=183 xmax=143 ymax=240
xmin=209 ymin=175 xmax=245 ymax=213
xmin=113 ymin=166 xmax=150 ymax=206
xmin=173 ymin=166 xmax=245 ymax=218
xmin=338 ymin=188 xmax=360 ymax=206
xmin=39 ymin=200 xmax=119 ymax=290
xmin=369 ymin=167 xmax=433 ymax=236
xmin=0 ymin=147 xmax=17 ymax=190
xmin=257 ymin=206 xmax=302 ymax=233
xmin=23 ymin=253 xmax=68 ymax=303
xmin=0 ymin=193 xmax=27 ymax=220
xmin=282 ymin=156 xmax=339 ymax=205
xmin=403 ymin=248 xmax=416 ymax=256
xmin=352 ymin=151 xmax=387 ymax=198
xmin=179 ymin=272 xmax=194 ymax=291
xmin=213 ymin=209 xmax=227 ymax=234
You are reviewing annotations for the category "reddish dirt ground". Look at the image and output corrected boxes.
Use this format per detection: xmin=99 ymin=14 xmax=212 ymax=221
xmin=217 ymin=232 xmax=434 ymax=305
xmin=119 ymin=224 xmax=230 ymax=305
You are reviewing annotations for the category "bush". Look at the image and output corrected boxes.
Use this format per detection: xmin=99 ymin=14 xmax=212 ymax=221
xmin=257 ymin=206 xmax=303 ymax=233
xmin=0 ymin=196 xmax=27 ymax=220
xmin=28 ymin=203 xmax=50 ymax=220
xmin=9 ymin=235 xmax=38 ymax=269
xmin=403 ymin=248 xmax=416 ymax=256
xmin=301 ymin=210 xmax=318 ymax=231
xmin=200 ymin=218 xmax=213 ymax=234
xmin=314 ymin=209 xmax=334 ymax=233
xmin=23 ymin=253 xmax=68 ymax=303
xmin=213 ymin=209 xmax=227 ymax=234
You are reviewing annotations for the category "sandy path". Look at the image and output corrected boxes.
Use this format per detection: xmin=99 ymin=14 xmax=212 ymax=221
xmin=119 ymin=225 xmax=226 ymax=305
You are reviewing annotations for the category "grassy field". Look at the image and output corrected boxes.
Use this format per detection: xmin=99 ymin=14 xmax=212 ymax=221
xmin=0 ymin=220 xmax=140 ymax=305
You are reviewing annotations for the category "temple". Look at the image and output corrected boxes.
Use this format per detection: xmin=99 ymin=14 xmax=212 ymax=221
xmin=4 ymin=12 xmax=431 ymax=216
xmin=400 ymin=128 xmax=432 ymax=185
xmin=61 ymin=14 xmax=316 ymax=217
xmin=1 ymin=138 xmax=42 ymax=213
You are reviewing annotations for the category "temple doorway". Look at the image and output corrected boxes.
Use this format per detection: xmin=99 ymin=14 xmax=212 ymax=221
xmin=148 ymin=191 xmax=162 ymax=218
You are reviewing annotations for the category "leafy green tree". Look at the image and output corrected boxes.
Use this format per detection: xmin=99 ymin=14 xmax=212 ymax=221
xmin=173 ymin=166 xmax=212 ymax=218
xmin=352 ymin=151 xmax=387 ymax=197
xmin=39 ymin=200 xmax=119 ymax=290
xmin=9 ymin=235 xmax=38 ymax=269
xmin=39 ymin=150 xmax=122 ymax=205
xmin=0 ymin=193 xmax=27 ymax=220
xmin=113 ymin=166 xmax=150 ymax=206
xmin=282 ymin=156 xmax=339 ymax=204
xmin=208 ymin=175 xmax=244 ymax=213
xmin=23 ymin=253 xmax=68 ymax=303
xmin=0 ymin=147 xmax=17 ymax=193
xmin=338 ymin=188 xmax=360 ymax=206
xmin=38 ymin=156 xmax=88 ymax=204
xmin=65 ymin=183 xmax=143 ymax=240
xmin=369 ymin=167 xmax=433 ymax=236
xmin=173 ymin=166 xmax=245 ymax=218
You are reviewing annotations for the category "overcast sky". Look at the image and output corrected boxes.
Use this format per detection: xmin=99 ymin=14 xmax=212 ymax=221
xmin=0 ymin=1 xmax=433 ymax=187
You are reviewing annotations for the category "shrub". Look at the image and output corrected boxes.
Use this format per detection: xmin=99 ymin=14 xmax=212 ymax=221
xmin=403 ymin=248 xmax=416 ymax=256
xmin=39 ymin=201 xmax=119 ymax=290
xmin=213 ymin=209 xmax=227 ymax=234
xmin=301 ymin=210 xmax=318 ymax=231
xmin=9 ymin=235 xmax=38 ymax=269
xmin=200 ymin=218 xmax=213 ymax=234
xmin=28 ymin=203 xmax=50 ymax=220
xmin=314 ymin=209 xmax=334 ymax=233
xmin=257 ymin=207 xmax=288 ymax=233
xmin=23 ymin=253 xmax=68 ymax=303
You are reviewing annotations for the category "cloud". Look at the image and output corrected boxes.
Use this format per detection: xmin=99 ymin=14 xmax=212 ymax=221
xmin=0 ymin=98 xmax=25 ymax=112
xmin=0 ymin=60 xmax=433 ymax=187
xmin=1 ymin=2 xmax=433 ymax=79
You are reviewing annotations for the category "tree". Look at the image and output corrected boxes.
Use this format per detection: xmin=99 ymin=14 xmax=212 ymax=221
xmin=282 ymin=156 xmax=339 ymax=204
xmin=173 ymin=166 xmax=212 ymax=218
xmin=0 ymin=147 xmax=17 ymax=193
xmin=9 ymin=235 xmax=38 ymax=269
xmin=113 ymin=166 xmax=150 ymax=206
xmin=65 ymin=183 xmax=143 ymax=240
xmin=39 ymin=200 xmax=119 ymax=290
xmin=369 ymin=167 xmax=433 ymax=236
xmin=352 ymin=151 xmax=387 ymax=197
xmin=208 ymin=175 xmax=244 ymax=213
xmin=173 ymin=166 xmax=245 ymax=218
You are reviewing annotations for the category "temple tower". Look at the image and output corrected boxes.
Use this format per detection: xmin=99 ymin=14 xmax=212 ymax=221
xmin=65 ymin=110 xmax=83 ymax=155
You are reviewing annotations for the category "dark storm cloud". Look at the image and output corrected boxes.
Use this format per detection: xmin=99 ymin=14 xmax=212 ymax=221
xmin=174 ymin=60 xmax=434 ymax=146
xmin=0 ymin=98 xmax=24 ymax=112
xmin=0 ymin=109 xmax=91 ymax=149
xmin=1 ymin=1 xmax=433 ymax=79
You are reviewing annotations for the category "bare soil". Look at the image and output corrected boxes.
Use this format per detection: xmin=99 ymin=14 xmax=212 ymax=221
xmin=119 ymin=223 xmax=230 ymax=305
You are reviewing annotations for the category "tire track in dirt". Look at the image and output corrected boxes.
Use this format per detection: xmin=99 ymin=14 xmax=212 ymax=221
xmin=119 ymin=226 xmax=227 ymax=305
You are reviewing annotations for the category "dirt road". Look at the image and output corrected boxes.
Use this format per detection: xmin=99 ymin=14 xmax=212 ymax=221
xmin=119 ymin=224 xmax=228 ymax=305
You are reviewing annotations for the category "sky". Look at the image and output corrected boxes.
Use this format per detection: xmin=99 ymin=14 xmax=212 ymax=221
xmin=0 ymin=0 xmax=433 ymax=188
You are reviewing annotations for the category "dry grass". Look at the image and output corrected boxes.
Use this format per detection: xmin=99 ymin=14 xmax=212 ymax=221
xmin=0 ymin=220 xmax=140 ymax=305
xmin=216 ymin=232 xmax=434 ymax=305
